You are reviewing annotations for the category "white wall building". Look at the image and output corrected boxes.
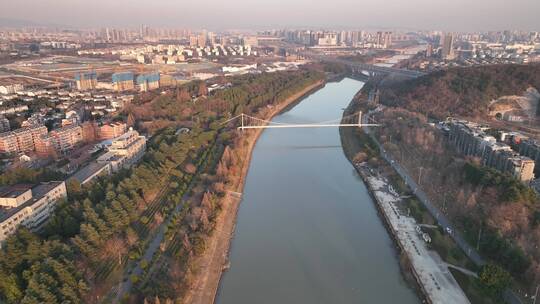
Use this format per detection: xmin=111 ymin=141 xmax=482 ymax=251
xmin=97 ymin=129 xmax=146 ymax=172
xmin=0 ymin=181 xmax=67 ymax=243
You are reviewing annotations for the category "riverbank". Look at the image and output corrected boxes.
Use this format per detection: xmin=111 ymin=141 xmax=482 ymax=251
xmin=339 ymin=98 xmax=471 ymax=303
xmin=355 ymin=163 xmax=470 ymax=304
xmin=183 ymin=79 xmax=326 ymax=304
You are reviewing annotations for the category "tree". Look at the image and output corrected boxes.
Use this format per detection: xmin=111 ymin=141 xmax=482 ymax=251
xmin=127 ymin=112 xmax=136 ymax=127
xmin=184 ymin=163 xmax=196 ymax=175
xmin=176 ymin=88 xmax=191 ymax=103
xmin=198 ymin=82 xmax=208 ymax=97
xmin=66 ymin=180 xmax=82 ymax=197
xmin=478 ymin=264 xmax=512 ymax=297
xmin=353 ymin=152 xmax=368 ymax=163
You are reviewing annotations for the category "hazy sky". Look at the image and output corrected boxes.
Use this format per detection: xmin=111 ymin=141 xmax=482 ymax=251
xmin=1 ymin=0 xmax=539 ymax=31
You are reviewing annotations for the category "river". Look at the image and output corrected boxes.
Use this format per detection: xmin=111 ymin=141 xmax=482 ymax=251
xmin=216 ymin=78 xmax=420 ymax=304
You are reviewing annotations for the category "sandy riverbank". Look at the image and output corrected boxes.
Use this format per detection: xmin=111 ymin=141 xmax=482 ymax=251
xmin=183 ymin=79 xmax=325 ymax=304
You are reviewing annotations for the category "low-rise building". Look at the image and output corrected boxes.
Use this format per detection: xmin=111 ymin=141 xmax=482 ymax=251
xmin=0 ymin=84 xmax=24 ymax=95
xmin=70 ymin=161 xmax=111 ymax=185
xmin=0 ymin=181 xmax=67 ymax=243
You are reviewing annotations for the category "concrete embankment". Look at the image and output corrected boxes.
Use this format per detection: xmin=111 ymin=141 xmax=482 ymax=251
xmin=354 ymin=163 xmax=470 ymax=304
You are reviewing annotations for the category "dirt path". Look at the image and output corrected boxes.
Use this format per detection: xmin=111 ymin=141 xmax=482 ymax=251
xmin=183 ymin=80 xmax=325 ymax=304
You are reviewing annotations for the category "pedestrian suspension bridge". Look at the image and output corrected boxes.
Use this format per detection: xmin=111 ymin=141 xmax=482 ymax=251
xmin=222 ymin=111 xmax=380 ymax=130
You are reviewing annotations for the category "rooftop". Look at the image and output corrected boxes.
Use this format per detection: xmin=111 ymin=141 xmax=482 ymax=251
xmin=70 ymin=161 xmax=109 ymax=184
xmin=0 ymin=181 xmax=64 ymax=222
xmin=0 ymin=184 xmax=32 ymax=198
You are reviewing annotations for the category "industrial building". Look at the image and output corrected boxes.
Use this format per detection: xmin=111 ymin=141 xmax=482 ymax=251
xmin=0 ymin=181 xmax=67 ymax=243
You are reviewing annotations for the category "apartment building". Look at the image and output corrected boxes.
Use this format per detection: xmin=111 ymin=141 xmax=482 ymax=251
xmin=98 ymin=122 xmax=127 ymax=140
xmin=0 ymin=116 xmax=10 ymax=133
xmin=97 ymin=129 xmax=146 ymax=172
xmin=112 ymin=72 xmax=135 ymax=92
xmin=0 ymin=125 xmax=48 ymax=154
xmin=35 ymin=124 xmax=83 ymax=156
xmin=0 ymin=181 xmax=67 ymax=243
xmin=448 ymin=120 xmax=535 ymax=182
xmin=136 ymin=72 xmax=160 ymax=92
xmin=519 ymin=140 xmax=540 ymax=167
xmin=75 ymin=71 xmax=98 ymax=91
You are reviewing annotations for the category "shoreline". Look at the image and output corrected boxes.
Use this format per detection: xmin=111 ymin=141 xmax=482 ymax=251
xmin=339 ymin=95 xmax=471 ymax=304
xmin=184 ymin=79 xmax=326 ymax=304
xmin=338 ymin=98 xmax=427 ymax=301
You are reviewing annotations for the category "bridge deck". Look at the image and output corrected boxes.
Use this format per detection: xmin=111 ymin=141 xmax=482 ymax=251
xmin=239 ymin=123 xmax=380 ymax=129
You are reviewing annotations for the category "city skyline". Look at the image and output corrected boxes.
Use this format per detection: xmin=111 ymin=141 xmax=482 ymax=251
xmin=1 ymin=0 xmax=539 ymax=31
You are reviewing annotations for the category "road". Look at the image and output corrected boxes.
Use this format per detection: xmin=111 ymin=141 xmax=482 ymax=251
xmin=362 ymin=111 xmax=523 ymax=304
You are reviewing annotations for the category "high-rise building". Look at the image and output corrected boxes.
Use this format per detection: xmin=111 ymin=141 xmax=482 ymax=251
xmin=426 ymin=44 xmax=434 ymax=57
xmin=317 ymin=33 xmax=338 ymax=46
xmin=351 ymin=31 xmax=360 ymax=47
xmin=189 ymin=36 xmax=198 ymax=47
xmin=376 ymin=31 xmax=392 ymax=48
xmin=112 ymin=72 xmax=135 ymax=92
xmin=198 ymin=30 xmax=207 ymax=48
xmin=75 ymin=71 xmax=97 ymax=91
xmin=243 ymin=36 xmax=258 ymax=47
xmin=441 ymin=33 xmax=455 ymax=60
xmin=136 ymin=72 xmax=160 ymax=92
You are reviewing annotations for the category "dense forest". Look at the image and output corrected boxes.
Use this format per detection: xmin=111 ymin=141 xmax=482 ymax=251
xmin=0 ymin=68 xmax=325 ymax=303
xmin=379 ymin=63 xmax=540 ymax=119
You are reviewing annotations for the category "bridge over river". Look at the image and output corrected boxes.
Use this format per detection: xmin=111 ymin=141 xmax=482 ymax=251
xmin=303 ymin=52 xmax=427 ymax=79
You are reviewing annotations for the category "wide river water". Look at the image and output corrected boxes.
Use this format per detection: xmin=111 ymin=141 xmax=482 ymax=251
xmin=216 ymin=78 xmax=420 ymax=304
